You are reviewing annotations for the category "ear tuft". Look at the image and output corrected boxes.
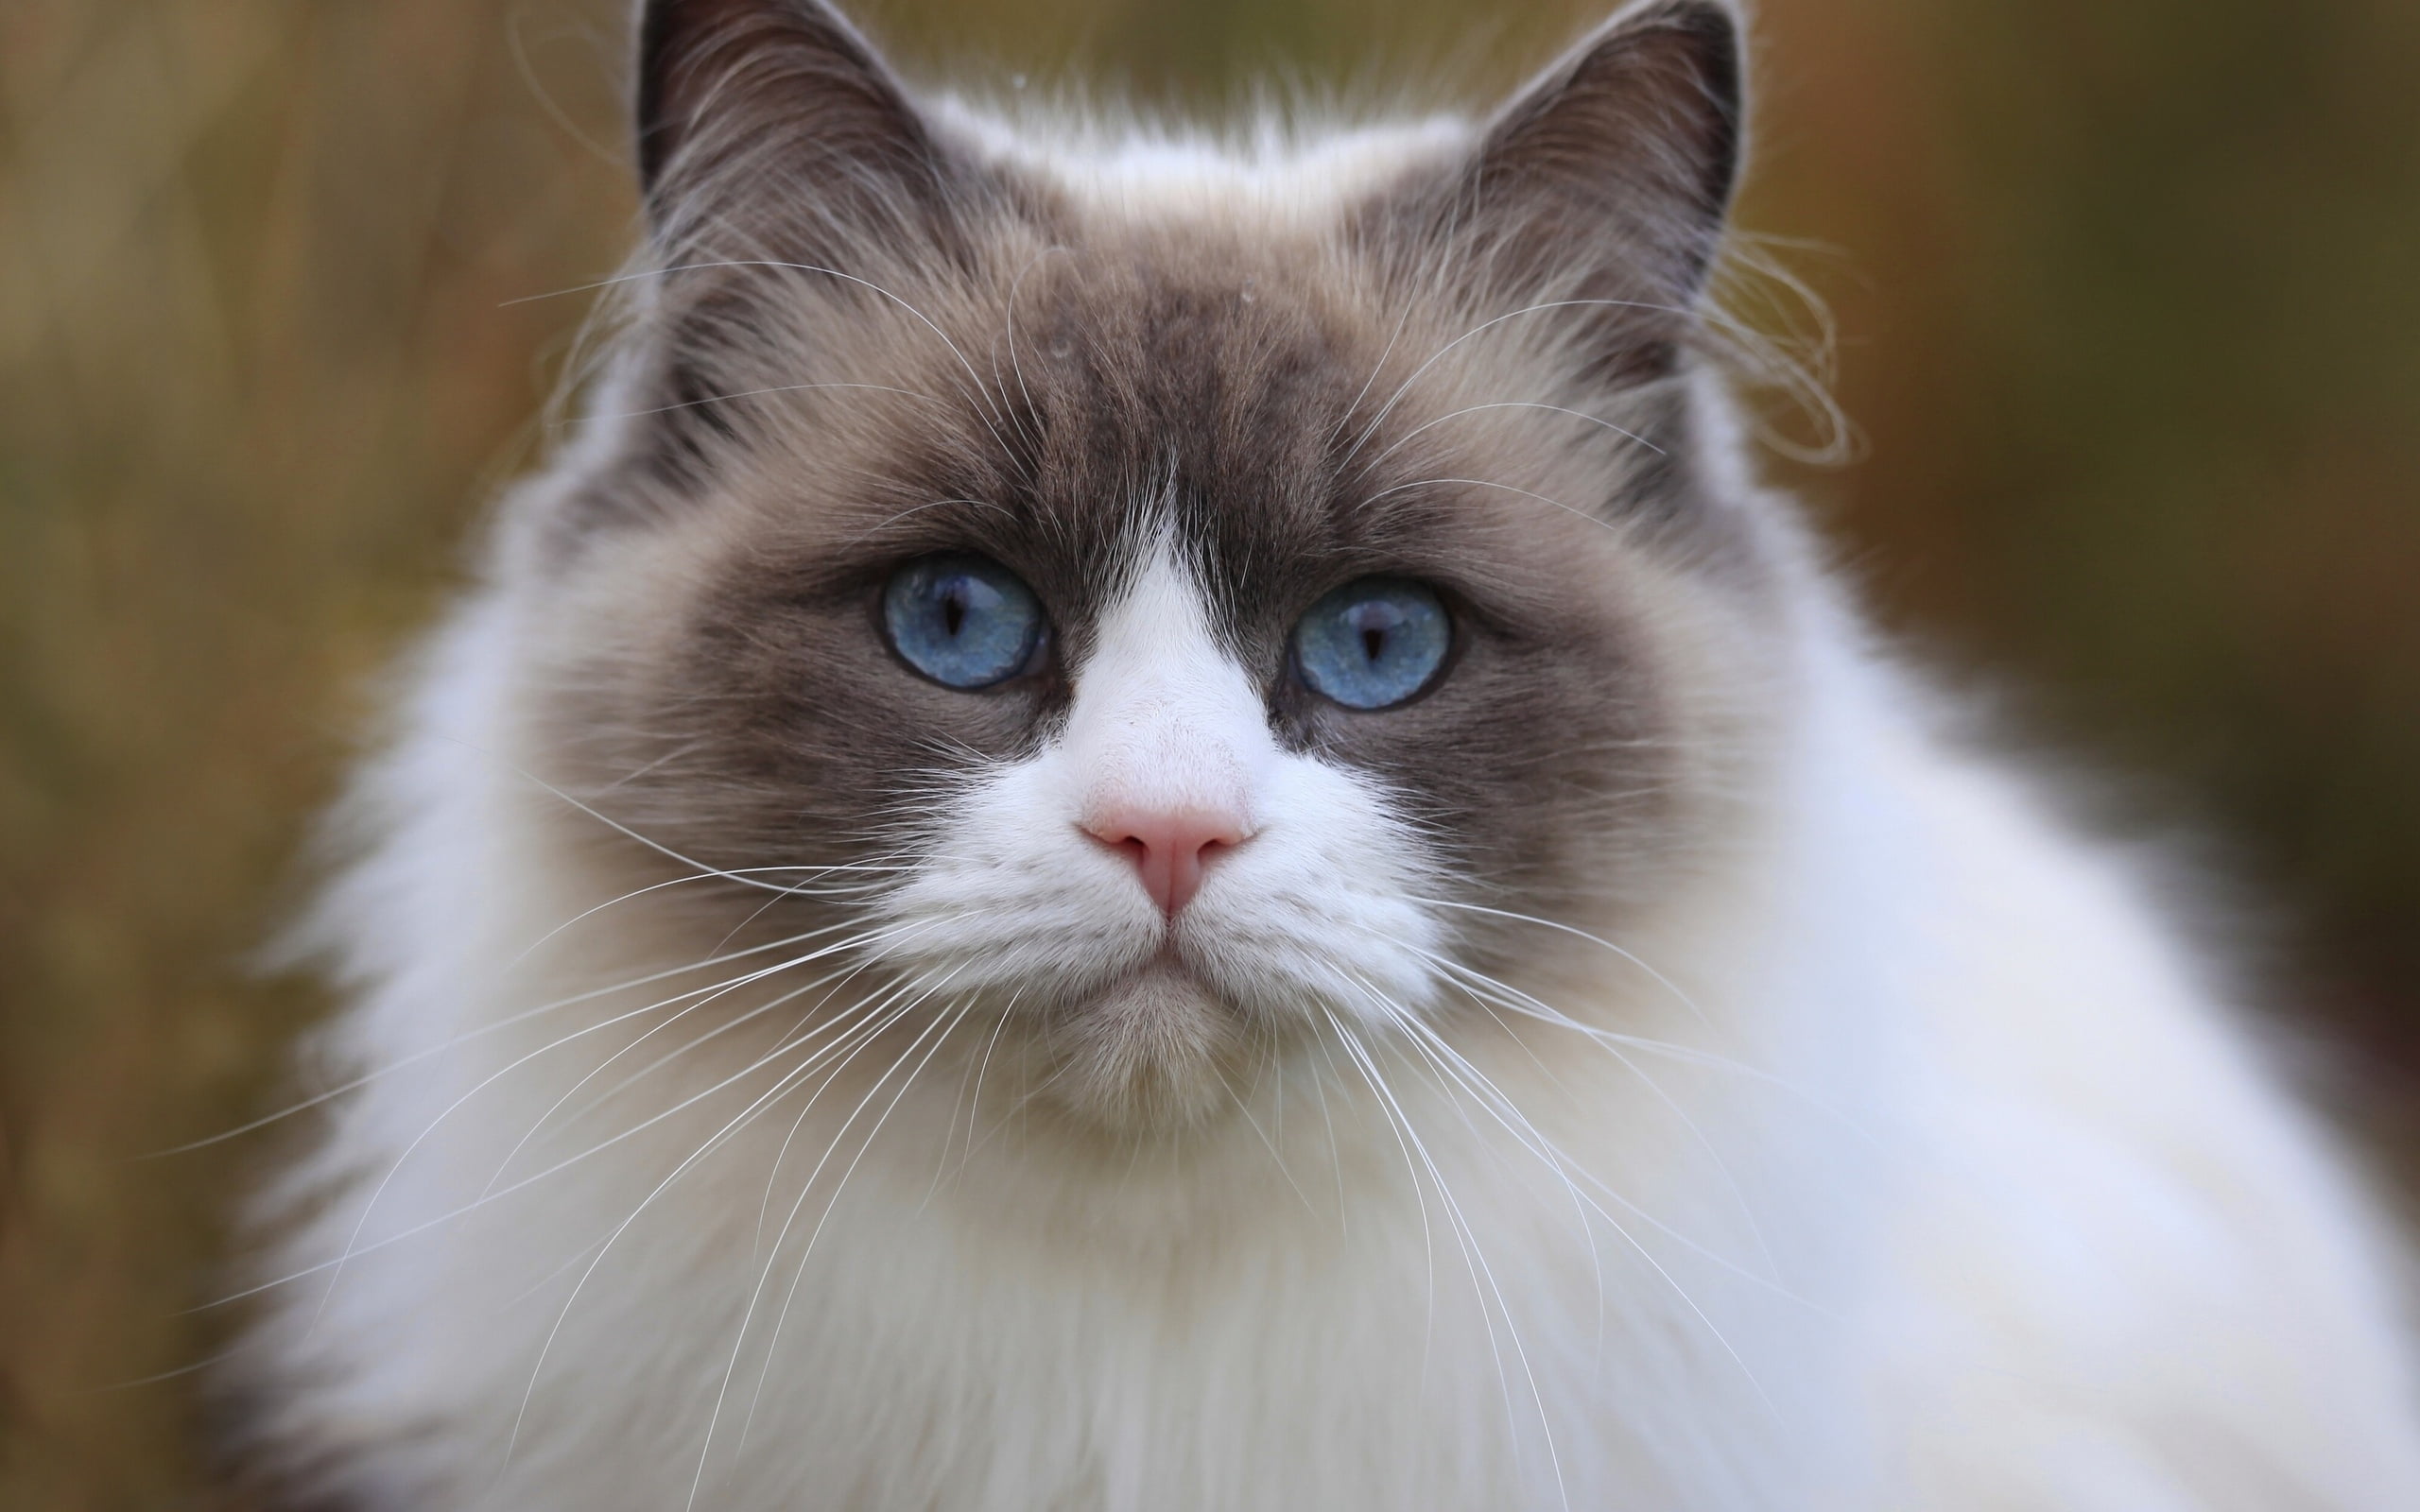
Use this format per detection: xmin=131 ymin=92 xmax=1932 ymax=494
xmin=1479 ymin=0 xmax=1742 ymax=300
xmin=633 ymin=0 xmax=960 ymax=249
xmin=1368 ymin=1 xmax=1745 ymax=376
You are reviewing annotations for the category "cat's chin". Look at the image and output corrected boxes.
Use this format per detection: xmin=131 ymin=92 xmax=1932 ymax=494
xmin=1040 ymin=960 xmax=1251 ymax=1134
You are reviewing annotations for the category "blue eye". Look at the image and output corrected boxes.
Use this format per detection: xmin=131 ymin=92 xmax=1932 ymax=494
xmin=1292 ymin=578 xmax=1452 ymax=710
xmin=882 ymin=555 xmax=1046 ymax=689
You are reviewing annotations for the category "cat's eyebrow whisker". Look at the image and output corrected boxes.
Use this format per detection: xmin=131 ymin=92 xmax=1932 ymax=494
xmin=552 ymin=379 xmax=948 ymax=429
xmin=1336 ymin=296 xmax=1687 ymax=472
xmin=767 ymin=258 xmax=1025 ymax=459
xmin=842 ymin=495 xmax=1019 ymax=551
xmin=1357 ymin=475 xmax=1622 ymax=539
xmin=518 ymin=254 xmax=1021 ymax=458
xmin=1327 ymin=297 xmax=1421 ymax=456
xmin=1348 ymin=399 xmax=1662 ymax=484
xmin=999 ymin=243 xmax=1071 ymax=449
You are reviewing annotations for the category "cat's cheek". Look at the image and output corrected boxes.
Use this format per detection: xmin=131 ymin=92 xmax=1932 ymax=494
xmin=1175 ymin=751 xmax=1451 ymax=1024
xmin=871 ymin=753 xmax=1168 ymax=994
xmin=860 ymin=702 xmax=1449 ymax=1047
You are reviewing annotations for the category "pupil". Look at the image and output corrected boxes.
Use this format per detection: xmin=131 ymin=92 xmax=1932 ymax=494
xmin=1361 ymin=626 xmax=1386 ymax=663
xmin=942 ymin=585 xmax=967 ymax=638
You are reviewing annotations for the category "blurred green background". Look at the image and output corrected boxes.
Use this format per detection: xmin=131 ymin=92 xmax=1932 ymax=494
xmin=3 ymin=0 xmax=2415 ymax=1503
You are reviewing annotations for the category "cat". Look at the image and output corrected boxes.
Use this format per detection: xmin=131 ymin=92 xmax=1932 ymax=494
xmin=222 ymin=0 xmax=2420 ymax=1506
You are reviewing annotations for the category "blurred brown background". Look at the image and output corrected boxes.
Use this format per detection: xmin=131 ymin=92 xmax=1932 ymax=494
xmin=3 ymin=0 xmax=2416 ymax=1503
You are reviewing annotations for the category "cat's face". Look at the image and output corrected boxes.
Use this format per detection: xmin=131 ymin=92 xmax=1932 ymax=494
xmin=511 ymin=0 xmax=1780 ymax=1130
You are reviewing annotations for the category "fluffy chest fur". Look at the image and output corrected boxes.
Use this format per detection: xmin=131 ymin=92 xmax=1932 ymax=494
xmin=227 ymin=3 xmax=2420 ymax=1507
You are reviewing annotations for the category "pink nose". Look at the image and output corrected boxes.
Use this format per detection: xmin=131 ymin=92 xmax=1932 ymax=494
xmin=1082 ymin=803 xmax=1248 ymax=917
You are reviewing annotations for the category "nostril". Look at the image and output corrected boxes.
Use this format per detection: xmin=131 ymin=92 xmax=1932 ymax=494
xmin=1080 ymin=804 xmax=1250 ymax=917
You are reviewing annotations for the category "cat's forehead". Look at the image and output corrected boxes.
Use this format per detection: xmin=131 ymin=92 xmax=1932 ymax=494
xmin=1006 ymin=240 xmax=1414 ymax=592
xmin=715 ymin=226 xmax=1658 ymax=652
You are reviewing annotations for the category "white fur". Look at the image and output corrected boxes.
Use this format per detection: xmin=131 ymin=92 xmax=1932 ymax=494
xmin=876 ymin=546 xmax=1443 ymax=1030
xmin=244 ymin=562 xmax=2420 ymax=1509
xmin=934 ymin=99 xmax=1470 ymax=231
xmin=239 ymin=149 xmax=2420 ymax=1512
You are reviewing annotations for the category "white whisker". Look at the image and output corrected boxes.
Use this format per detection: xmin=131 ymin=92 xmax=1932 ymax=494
xmin=1328 ymin=1011 xmax=1569 ymax=1511
xmin=703 ymin=973 xmax=977 ymax=1499
xmin=1405 ymin=895 xmax=1712 ymax=1028
xmin=503 ymin=974 xmax=948 ymax=1473
xmin=1336 ymin=296 xmax=1685 ymax=471
xmin=1350 ymin=399 xmax=1662 ymax=482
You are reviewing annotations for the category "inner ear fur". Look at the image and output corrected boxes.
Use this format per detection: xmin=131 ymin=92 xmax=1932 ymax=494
xmin=632 ymin=0 xmax=1000 ymax=266
xmin=621 ymin=0 xmax=1032 ymax=498
xmin=1361 ymin=0 xmax=1745 ymax=380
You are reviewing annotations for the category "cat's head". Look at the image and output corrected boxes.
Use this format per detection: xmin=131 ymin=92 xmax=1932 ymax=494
xmin=502 ymin=0 xmax=1794 ymax=1132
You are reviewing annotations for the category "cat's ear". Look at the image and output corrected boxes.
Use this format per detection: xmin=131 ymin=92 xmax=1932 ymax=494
xmin=633 ymin=0 xmax=978 ymax=259
xmin=1367 ymin=0 xmax=1744 ymax=377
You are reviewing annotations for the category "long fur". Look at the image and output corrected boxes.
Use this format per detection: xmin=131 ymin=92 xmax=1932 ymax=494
xmin=222 ymin=3 xmax=2420 ymax=1506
